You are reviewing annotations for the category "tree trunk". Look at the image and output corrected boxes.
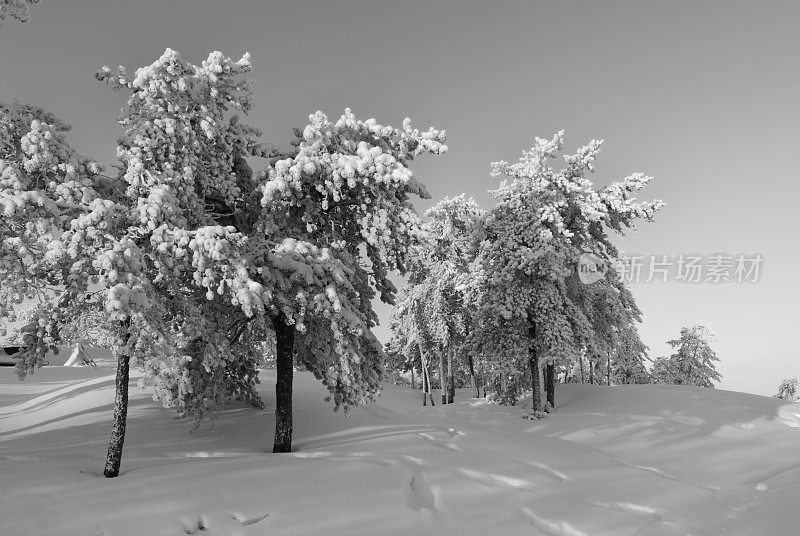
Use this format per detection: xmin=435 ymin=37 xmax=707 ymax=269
xmin=419 ymin=345 xmax=427 ymax=406
xmin=439 ymin=351 xmax=447 ymax=405
xmin=607 ymin=352 xmax=611 ymax=386
xmin=447 ymin=347 xmax=454 ymax=404
xmin=589 ymin=359 xmax=594 ymax=385
xmin=103 ymin=321 xmax=132 ymax=478
xmin=423 ymin=365 xmax=429 ymax=406
xmin=579 ymin=355 xmax=585 ymax=383
xmin=481 ymin=362 xmax=487 ymax=397
xmin=272 ymin=314 xmax=295 ymax=453
xmin=410 ymin=367 xmax=415 ymax=390
xmin=529 ymin=320 xmax=542 ymax=412
xmin=467 ymin=353 xmax=478 ymax=398
xmin=422 ymin=364 xmax=427 ymax=406
xmin=425 ymin=363 xmax=435 ymax=406
xmin=419 ymin=344 xmax=435 ymax=406
xmin=546 ymin=362 xmax=555 ymax=409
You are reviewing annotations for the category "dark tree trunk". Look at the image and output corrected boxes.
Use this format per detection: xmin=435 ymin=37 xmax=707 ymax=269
xmin=579 ymin=355 xmax=586 ymax=383
xmin=410 ymin=367 xmax=415 ymax=390
xmin=546 ymin=362 xmax=555 ymax=409
xmin=467 ymin=353 xmax=478 ymax=398
xmin=103 ymin=351 xmax=130 ymax=478
xmin=439 ymin=351 xmax=446 ymax=405
xmin=419 ymin=345 xmax=428 ymax=406
xmin=104 ymin=320 xmax=132 ymax=478
xmin=422 ymin=361 xmax=428 ymax=406
xmin=529 ymin=321 xmax=542 ymax=412
xmin=589 ymin=359 xmax=594 ymax=385
xmin=422 ymin=369 xmax=427 ymax=405
xmin=607 ymin=352 xmax=611 ymax=386
xmin=447 ymin=347 xmax=454 ymax=404
xmin=272 ymin=314 xmax=295 ymax=453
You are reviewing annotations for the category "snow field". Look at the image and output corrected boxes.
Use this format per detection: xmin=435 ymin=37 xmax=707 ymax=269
xmin=1 ymin=368 xmax=800 ymax=535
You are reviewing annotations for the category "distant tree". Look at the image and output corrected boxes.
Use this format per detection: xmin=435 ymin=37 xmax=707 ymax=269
xmin=0 ymin=0 xmax=39 ymax=31
xmin=774 ymin=378 xmax=798 ymax=402
xmin=611 ymin=322 xmax=650 ymax=384
xmin=652 ymin=325 xmax=721 ymax=388
xmin=650 ymin=355 xmax=680 ymax=385
xmin=387 ymin=195 xmax=484 ymax=405
xmin=568 ymin=272 xmax=650 ymax=390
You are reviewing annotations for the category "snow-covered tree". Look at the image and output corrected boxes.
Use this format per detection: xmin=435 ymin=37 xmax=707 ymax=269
xmin=611 ymin=322 xmax=650 ymax=384
xmin=569 ymin=274 xmax=649 ymax=390
xmin=469 ymin=132 xmax=663 ymax=411
xmin=260 ymin=108 xmax=447 ymax=450
xmin=95 ymin=48 xmax=277 ymax=429
xmin=650 ymin=355 xmax=679 ymax=385
xmin=0 ymin=0 xmax=39 ymax=30
xmin=774 ymin=378 xmax=798 ymax=402
xmin=652 ymin=325 xmax=721 ymax=388
xmin=387 ymin=195 xmax=485 ymax=404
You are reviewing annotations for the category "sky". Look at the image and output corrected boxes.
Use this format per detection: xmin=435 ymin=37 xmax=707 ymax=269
xmin=1 ymin=0 xmax=798 ymax=396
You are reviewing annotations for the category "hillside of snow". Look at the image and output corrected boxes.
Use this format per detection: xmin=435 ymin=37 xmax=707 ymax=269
xmin=1 ymin=366 xmax=799 ymax=535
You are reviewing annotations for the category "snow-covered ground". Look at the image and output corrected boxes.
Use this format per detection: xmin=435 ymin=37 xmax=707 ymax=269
xmin=1 ymin=366 xmax=799 ymax=536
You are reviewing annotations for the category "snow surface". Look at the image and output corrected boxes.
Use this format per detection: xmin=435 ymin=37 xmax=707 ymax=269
xmin=1 ymin=366 xmax=800 ymax=535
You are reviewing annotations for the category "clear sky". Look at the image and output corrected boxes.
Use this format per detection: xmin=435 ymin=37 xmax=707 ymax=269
xmin=2 ymin=0 xmax=798 ymax=396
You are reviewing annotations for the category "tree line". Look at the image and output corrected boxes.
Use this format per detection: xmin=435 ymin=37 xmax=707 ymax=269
xmin=384 ymin=136 xmax=727 ymax=414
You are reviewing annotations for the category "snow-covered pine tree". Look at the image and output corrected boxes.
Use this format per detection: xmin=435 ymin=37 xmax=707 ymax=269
xmin=96 ymin=49 xmax=277 ymax=430
xmin=650 ymin=355 xmax=680 ymax=385
xmin=424 ymin=195 xmax=485 ymax=402
xmin=568 ymin=273 xmax=650 ymax=391
xmin=387 ymin=287 xmax=437 ymax=406
xmin=774 ymin=378 xmax=798 ymax=401
xmin=611 ymin=321 xmax=650 ymax=384
xmin=654 ymin=325 xmax=721 ymax=388
xmin=471 ymin=132 xmax=663 ymax=411
xmin=260 ymin=109 xmax=447 ymax=450
xmin=387 ymin=195 xmax=484 ymax=405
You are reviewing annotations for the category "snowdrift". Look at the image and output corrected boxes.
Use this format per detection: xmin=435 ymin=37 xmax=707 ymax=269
xmin=1 ymin=367 xmax=799 ymax=535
